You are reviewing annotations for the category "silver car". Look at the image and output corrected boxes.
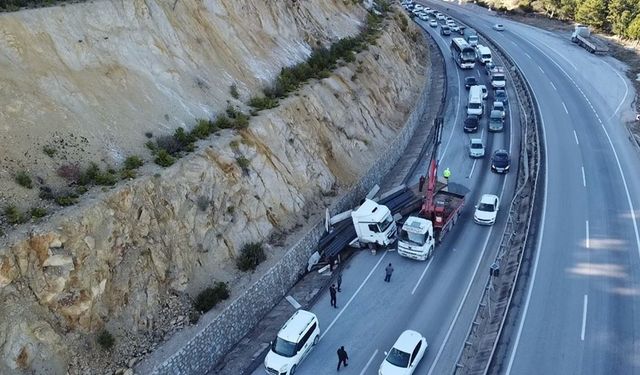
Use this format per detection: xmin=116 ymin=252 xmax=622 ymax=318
xmin=469 ymin=138 xmax=485 ymax=158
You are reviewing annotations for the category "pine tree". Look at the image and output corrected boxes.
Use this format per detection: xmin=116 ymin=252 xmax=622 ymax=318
xmin=627 ymin=14 xmax=640 ymax=42
xmin=607 ymin=0 xmax=635 ymax=36
xmin=576 ymin=0 xmax=609 ymax=30
xmin=559 ymin=0 xmax=578 ymax=20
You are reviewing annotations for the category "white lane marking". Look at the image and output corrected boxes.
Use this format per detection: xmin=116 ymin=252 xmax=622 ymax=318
xmin=582 ymin=166 xmax=586 ymax=187
xmin=581 ymin=294 xmax=588 ymax=341
xmin=550 ymin=82 xmax=557 ymax=91
xmin=506 ymin=107 xmax=549 ymax=375
xmin=538 ymin=65 xmax=545 ymax=74
xmin=524 ymin=52 xmax=532 ymax=59
xmin=427 ymin=164 xmax=509 ymax=375
xmin=562 ymin=102 xmax=569 ymax=114
xmin=573 ymin=130 xmax=579 ymax=145
xmin=607 ymin=65 xmax=630 ymax=121
xmin=468 ymin=158 xmax=478 ymax=179
xmin=412 ymin=258 xmax=434 ymax=295
xmin=359 ymin=349 xmax=379 ymax=375
xmin=320 ymin=252 xmax=387 ymax=340
xmin=586 ymin=220 xmax=590 ymax=248
xmin=439 ymin=62 xmax=462 ymax=160
xmin=285 ymin=295 xmax=301 ymax=309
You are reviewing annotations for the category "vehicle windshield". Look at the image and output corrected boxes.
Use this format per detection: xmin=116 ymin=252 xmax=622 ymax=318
xmin=379 ymin=214 xmax=394 ymax=232
xmin=400 ymin=229 xmax=426 ymax=245
xmin=478 ymin=203 xmax=495 ymax=212
xmin=271 ymin=337 xmax=297 ymax=358
xmin=469 ymin=103 xmax=481 ymax=109
xmin=493 ymin=74 xmax=505 ymax=81
xmin=482 ymin=53 xmax=491 ymax=59
xmin=462 ymin=50 xmax=476 ymax=61
xmin=386 ymin=348 xmax=410 ymax=368
xmin=471 ymin=143 xmax=483 ymax=149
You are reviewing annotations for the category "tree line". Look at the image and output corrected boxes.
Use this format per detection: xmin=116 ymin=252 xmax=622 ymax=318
xmin=489 ymin=0 xmax=640 ymax=41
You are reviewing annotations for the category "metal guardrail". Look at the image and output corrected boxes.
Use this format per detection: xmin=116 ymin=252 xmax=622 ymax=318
xmin=451 ymin=19 xmax=544 ymax=375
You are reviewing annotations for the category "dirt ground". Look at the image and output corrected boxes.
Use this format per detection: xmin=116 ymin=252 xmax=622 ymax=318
xmin=504 ymin=12 xmax=640 ymax=134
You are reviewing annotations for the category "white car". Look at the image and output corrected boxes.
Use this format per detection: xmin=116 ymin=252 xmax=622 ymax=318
xmin=474 ymin=194 xmax=499 ymax=225
xmin=379 ymin=330 xmax=428 ymax=375
xmin=418 ymin=13 xmax=428 ymax=21
xmin=469 ymin=138 xmax=485 ymax=158
xmin=450 ymin=24 xmax=460 ymax=32
xmin=492 ymin=101 xmax=506 ymax=118
xmin=436 ymin=13 xmax=445 ymax=20
xmin=429 ymin=20 xmax=438 ymax=28
xmin=414 ymin=4 xmax=423 ymax=10
xmin=493 ymin=24 xmax=505 ymax=31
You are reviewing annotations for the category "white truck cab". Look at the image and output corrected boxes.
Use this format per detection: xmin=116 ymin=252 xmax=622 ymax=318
xmin=351 ymin=199 xmax=397 ymax=248
xmin=397 ymin=216 xmax=435 ymax=261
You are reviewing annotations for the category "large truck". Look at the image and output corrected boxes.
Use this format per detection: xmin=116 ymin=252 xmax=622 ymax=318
xmin=350 ymin=199 xmax=397 ymax=248
xmin=397 ymin=121 xmax=466 ymax=261
xmin=488 ymin=66 xmax=506 ymax=89
xmin=571 ymin=24 xmax=608 ymax=54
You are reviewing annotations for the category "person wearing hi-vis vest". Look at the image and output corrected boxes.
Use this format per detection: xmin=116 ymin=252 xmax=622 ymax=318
xmin=443 ymin=167 xmax=451 ymax=182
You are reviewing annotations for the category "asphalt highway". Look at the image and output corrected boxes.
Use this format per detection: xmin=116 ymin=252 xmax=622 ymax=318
xmin=253 ymin=10 xmax=521 ymax=375
xmin=424 ymin=2 xmax=640 ymax=374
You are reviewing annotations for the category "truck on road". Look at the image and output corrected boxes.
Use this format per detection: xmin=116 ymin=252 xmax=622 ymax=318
xmin=571 ymin=24 xmax=608 ymax=54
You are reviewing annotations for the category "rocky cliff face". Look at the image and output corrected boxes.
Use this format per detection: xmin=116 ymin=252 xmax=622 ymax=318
xmin=0 ymin=1 xmax=428 ymax=374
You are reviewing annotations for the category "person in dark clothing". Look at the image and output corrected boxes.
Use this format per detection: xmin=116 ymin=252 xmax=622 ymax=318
xmin=337 ymin=346 xmax=349 ymax=370
xmin=337 ymin=272 xmax=342 ymax=292
xmin=384 ymin=263 xmax=394 ymax=282
xmin=329 ymin=284 xmax=337 ymax=308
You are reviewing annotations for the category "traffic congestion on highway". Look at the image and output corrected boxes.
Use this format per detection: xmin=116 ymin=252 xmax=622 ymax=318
xmin=260 ymin=1 xmax=521 ymax=373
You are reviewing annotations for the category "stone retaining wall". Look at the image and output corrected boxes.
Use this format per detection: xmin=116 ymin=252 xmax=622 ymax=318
xmin=149 ymin=27 xmax=437 ymax=375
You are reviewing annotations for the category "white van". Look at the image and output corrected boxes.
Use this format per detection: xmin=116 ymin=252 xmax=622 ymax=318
xmin=475 ymin=45 xmax=492 ymax=65
xmin=467 ymin=85 xmax=484 ymax=116
xmin=264 ymin=310 xmax=320 ymax=375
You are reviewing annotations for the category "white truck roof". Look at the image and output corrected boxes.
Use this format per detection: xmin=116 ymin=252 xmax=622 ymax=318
xmin=351 ymin=199 xmax=389 ymax=223
xmin=402 ymin=216 xmax=432 ymax=234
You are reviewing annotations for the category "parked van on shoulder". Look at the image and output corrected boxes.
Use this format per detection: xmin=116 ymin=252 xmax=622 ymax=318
xmin=467 ymin=85 xmax=484 ymax=116
xmin=264 ymin=310 xmax=320 ymax=375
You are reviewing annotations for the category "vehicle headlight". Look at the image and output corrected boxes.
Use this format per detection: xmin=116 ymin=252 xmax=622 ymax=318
xmin=504 ymin=165 xmax=510 ymax=169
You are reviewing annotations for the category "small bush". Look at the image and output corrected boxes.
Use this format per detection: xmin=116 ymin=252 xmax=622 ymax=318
xmin=248 ymin=96 xmax=279 ymax=110
xmin=194 ymin=282 xmax=230 ymax=313
xmin=236 ymin=242 xmax=266 ymax=271
xmin=124 ymin=156 xmax=144 ymax=170
xmin=230 ymin=84 xmax=240 ymax=99
xmin=155 ymin=135 xmax=182 ymax=155
xmin=30 ymin=207 xmax=47 ymax=218
xmin=192 ymin=119 xmax=215 ymax=139
xmin=39 ymin=186 xmax=55 ymax=200
xmin=78 ymin=163 xmax=100 ymax=186
xmin=96 ymin=330 xmax=115 ymax=350
xmin=121 ymin=169 xmax=136 ymax=180
xmin=94 ymin=170 xmax=118 ymax=186
xmin=154 ymin=149 xmax=176 ymax=167
xmin=4 ymin=205 xmax=27 ymax=224
xmin=145 ymin=140 xmax=157 ymax=152
xmin=42 ymin=145 xmax=57 ymax=157
xmin=15 ymin=171 xmax=33 ymax=189
xmin=55 ymin=194 xmax=78 ymax=207
xmin=232 ymin=113 xmax=250 ymax=129
xmin=227 ymin=205 xmax=235 ymax=214
xmin=236 ymin=156 xmax=250 ymax=171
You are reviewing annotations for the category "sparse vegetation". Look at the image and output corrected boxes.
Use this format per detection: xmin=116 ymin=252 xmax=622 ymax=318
xmin=4 ymin=205 xmax=27 ymax=224
xmin=14 ymin=171 xmax=33 ymax=189
xmin=154 ymin=149 xmax=176 ymax=167
xmin=96 ymin=330 xmax=115 ymax=350
xmin=124 ymin=155 xmax=144 ymax=170
xmin=230 ymin=84 xmax=240 ymax=99
xmin=236 ymin=156 xmax=251 ymax=171
xmin=120 ymin=169 xmax=136 ymax=180
xmin=194 ymin=282 xmax=231 ymax=313
xmin=42 ymin=145 xmax=57 ymax=157
xmin=55 ymin=194 xmax=78 ymax=207
xmin=248 ymin=95 xmax=279 ymax=111
xmin=236 ymin=242 xmax=267 ymax=271
xmin=30 ymin=207 xmax=47 ymax=218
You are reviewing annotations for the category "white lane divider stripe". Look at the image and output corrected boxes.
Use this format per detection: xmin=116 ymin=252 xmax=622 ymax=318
xmin=412 ymin=258 xmax=434 ymax=295
xmin=359 ymin=349 xmax=379 ymax=375
xmin=550 ymin=82 xmax=557 ymax=91
xmin=582 ymin=167 xmax=586 ymax=187
xmin=586 ymin=220 xmax=590 ymax=249
xmin=581 ymin=294 xmax=588 ymax=341
xmin=573 ymin=130 xmax=579 ymax=145
xmin=562 ymin=102 xmax=569 ymax=114
xmin=320 ymin=251 xmax=387 ymax=340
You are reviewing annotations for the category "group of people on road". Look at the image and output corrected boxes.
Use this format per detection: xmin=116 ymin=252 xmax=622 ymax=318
xmin=328 ymin=263 xmax=395 ymax=370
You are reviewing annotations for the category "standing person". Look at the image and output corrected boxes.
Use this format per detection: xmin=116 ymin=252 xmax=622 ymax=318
xmin=384 ymin=263 xmax=394 ymax=282
xmin=329 ymin=284 xmax=337 ymax=308
xmin=337 ymin=346 xmax=349 ymax=370
xmin=337 ymin=271 xmax=342 ymax=292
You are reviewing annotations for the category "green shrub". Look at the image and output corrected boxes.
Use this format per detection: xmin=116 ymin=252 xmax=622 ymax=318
xmin=194 ymin=282 xmax=231 ymax=313
xmin=96 ymin=330 xmax=115 ymax=350
xmin=42 ymin=145 xmax=57 ymax=157
xmin=4 ymin=205 xmax=27 ymax=224
xmin=236 ymin=242 xmax=266 ymax=271
xmin=14 ymin=171 xmax=33 ymax=189
xmin=192 ymin=119 xmax=215 ymax=139
xmin=236 ymin=156 xmax=250 ymax=170
xmin=248 ymin=95 xmax=279 ymax=110
xmin=230 ymin=84 xmax=240 ymax=99
xmin=232 ymin=113 xmax=250 ymax=129
xmin=174 ymin=127 xmax=195 ymax=148
xmin=214 ymin=114 xmax=233 ymax=129
xmin=30 ymin=207 xmax=47 ymax=218
xmin=94 ymin=170 xmax=118 ymax=186
xmin=154 ymin=149 xmax=176 ymax=167
xmin=124 ymin=155 xmax=144 ymax=170
xmin=121 ymin=169 xmax=136 ymax=180
xmin=55 ymin=194 xmax=78 ymax=207
xmin=78 ymin=163 xmax=100 ymax=186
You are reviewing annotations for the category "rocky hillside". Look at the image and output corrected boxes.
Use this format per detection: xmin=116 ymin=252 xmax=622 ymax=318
xmin=0 ymin=0 xmax=429 ymax=374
